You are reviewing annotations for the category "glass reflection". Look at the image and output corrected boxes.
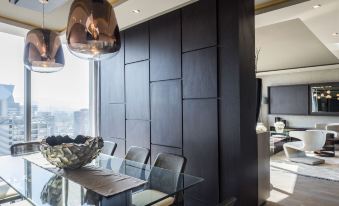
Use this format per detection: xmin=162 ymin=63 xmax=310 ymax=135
xmin=66 ymin=0 xmax=121 ymax=60
xmin=24 ymin=29 xmax=65 ymax=73
xmin=311 ymin=84 xmax=339 ymax=113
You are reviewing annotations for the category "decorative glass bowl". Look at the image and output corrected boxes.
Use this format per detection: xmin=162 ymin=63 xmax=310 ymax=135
xmin=40 ymin=135 xmax=104 ymax=169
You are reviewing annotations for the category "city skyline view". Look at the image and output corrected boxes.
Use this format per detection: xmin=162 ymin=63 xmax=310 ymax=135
xmin=0 ymin=32 xmax=90 ymax=155
xmin=0 ymin=32 xmax=89 ymax=110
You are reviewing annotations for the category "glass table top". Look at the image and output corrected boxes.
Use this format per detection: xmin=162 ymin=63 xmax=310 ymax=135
xmin=0 ymin=153 xmax=203 ymax=206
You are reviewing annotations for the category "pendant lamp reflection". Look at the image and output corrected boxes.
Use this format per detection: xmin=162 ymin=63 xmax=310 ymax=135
xmin=24 ymin=29 xmax=65 ymax=73
xmin=24 ymin=0 xmax=65 ymax=73
xmin=66 ymin=0 xmax=121 ymax=60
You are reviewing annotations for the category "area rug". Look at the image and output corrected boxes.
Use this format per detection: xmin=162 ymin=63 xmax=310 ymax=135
xmin=270 ymin=151 xmax=339 ymax=182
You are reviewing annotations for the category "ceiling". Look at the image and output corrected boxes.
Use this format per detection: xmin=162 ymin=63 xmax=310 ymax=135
xmin=0 ymin=0 xmax=196 ymax=35
xmin=256 ymin=18 xmax=339 ymax=71
xmin=0 ymin=0 xmax=290 ymax=37
xmin=256 ymin=0 xmax=339 ymax=72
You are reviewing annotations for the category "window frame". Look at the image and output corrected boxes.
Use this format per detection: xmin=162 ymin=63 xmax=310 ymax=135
xmin=24 ymin=60 xmax=99 ymax=141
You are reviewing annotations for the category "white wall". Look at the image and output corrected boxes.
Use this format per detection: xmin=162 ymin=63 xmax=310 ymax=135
xmin=258 ymin=68 xmax=339 ymax=128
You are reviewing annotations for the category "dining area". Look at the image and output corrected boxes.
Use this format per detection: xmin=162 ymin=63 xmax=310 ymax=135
xmin=0 ymin=138 xmax=204 ymax=206
xmin=0 ymin=0 xmax=259 ymax=205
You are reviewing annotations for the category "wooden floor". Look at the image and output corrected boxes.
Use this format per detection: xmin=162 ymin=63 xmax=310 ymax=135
xmin=266 ymin=168 xmax=339 ymax=206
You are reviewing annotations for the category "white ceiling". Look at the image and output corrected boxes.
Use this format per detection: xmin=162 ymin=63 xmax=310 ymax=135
xmin=256 ymin=18 xmax=339 ymax=71
xmin=0 ymin=0 xmax=196 ymax=35
xmin=256 ymin=0 xmax=339 ymax=71
xmin=0 ymin=0 xmax=281 ymax=36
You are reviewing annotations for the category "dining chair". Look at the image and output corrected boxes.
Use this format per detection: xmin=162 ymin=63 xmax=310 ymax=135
xmin=101 ymin=141 xmax=117 ymax=156
xmin=10 ymin=141 xmax=41 ymax=156
xmin=119 ymin=147 xmax=150 ymax=180
xmin=132 ymin=153 xmax=186 ymax=206
xmin=125 ymin=146 xmax=150 ymax=164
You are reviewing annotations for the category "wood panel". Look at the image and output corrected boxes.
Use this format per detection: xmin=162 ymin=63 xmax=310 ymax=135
xmin=150 ymin=144 xmax=182 ymax=164
xmin=125 ymin=61 xmax=150 ymax=120
xmin=269 ymin=85 xmax=309 ymax=115
xmin=184 ymin=196 xmax=214 ymax=206
xmin=100 ymin=104 xmax=125 ymax=139
xmin=101 ymin=33 xmax=125 ymax=104
xmin=150 ymin=11 xmax=181 ymax=81
xmin=151 ymin=80 xmax=182 ymax=148
xmin=182 ymin=47 xmax=217 ymax=98
xmin=182 ymin=0 xmax=217 ymax=52
xmin=183 ymin=99 xmax=219 ymax=205
xmin=125 ymin=23 xmax=149 ymax=64
xmin=218 ymin=0 xmax=257 ymax=205
xmin=126 ymin=120 xmax=150 ymax=150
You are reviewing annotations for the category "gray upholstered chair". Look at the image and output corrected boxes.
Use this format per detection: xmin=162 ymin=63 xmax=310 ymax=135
xmin=125 ymin=146 xmax=150 ymax=164
xmin=119 ymin=147 xmax=150 ymax=183
xmin=101 ymin=141 xmax=117 ymax=156
xmin=10 ymin=141 xmax=41 ymax=156
xmin=132 ymin=153 xmax=186 ymax=206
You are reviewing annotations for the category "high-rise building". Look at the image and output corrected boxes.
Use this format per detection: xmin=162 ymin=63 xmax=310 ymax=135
xmin=73 ymin=109 xmax=89 ymax=136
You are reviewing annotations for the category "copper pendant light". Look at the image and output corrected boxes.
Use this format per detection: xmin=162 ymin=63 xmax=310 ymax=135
xmin=66 ymin=0 xmax=121 ymax=60
xmin=24 ymin=1 xmax=65 ymax=73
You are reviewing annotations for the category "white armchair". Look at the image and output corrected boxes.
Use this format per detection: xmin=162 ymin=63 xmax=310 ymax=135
xmin=283 ymin=130 xmax=333 ymax=165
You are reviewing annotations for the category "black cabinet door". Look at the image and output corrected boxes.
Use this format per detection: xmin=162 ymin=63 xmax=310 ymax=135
xmin=183 ymin=47 xmax=217 ymax=99
xmin=125 ymin=23 xmax=149 ymax=64
xmin=182 ymin=0 xmax=217 ymax=52
xmin=269 ymin=85 xmax=309 ymax=115
xmin=183 ymin=99 xmax=219 ymax=205
xmin=125 ymin=61 xmax=150 ymax=120
xmin=151 ymin=80 xmax=182 ymax=148
xmin=101 ymin=33 xmax=125 ymax=104
xmin=150 ymin=11 xmax=181 ymax=81
xmin=100 ymin=104 xmax=125 ymax=139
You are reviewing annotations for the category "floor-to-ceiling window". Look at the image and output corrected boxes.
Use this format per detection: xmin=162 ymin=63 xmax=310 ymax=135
xmin=0 ymin=32 xmax=91 ymax=155
xmin=31 ymin=45 xmax=90 ymax=139
xmin=0 ymin=32 xmax=25 ymax=155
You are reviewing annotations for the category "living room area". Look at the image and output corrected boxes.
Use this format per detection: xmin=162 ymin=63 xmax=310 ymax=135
xmin=256 ymin=0 xmax=339 ymax=205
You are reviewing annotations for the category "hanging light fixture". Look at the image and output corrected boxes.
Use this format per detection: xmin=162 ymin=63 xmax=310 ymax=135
xmin=66 ymin=0 xmax=121 ymax=60
xmin=24 ymin=0 xmax=65 ymax=73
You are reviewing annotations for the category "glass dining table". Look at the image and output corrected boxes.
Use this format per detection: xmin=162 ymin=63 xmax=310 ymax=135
xmin=0 ymin=153 xmax=203 ymax=206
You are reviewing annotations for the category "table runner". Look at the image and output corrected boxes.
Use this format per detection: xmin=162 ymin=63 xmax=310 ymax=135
xmin=23 ymin=153 xmax=146 ymax=197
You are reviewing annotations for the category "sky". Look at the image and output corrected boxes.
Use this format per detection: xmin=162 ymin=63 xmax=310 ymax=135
xmin=0 ymin=32 xmax=89 ymax=111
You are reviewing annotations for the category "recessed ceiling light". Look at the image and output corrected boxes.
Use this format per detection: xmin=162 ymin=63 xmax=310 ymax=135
xmin=313 ymin=4 xmax=321 ymax=9
xmin=132 ymin=9 xmax=141 ymax=14
xmin=332 ymin=32 xmax=339 ymax=36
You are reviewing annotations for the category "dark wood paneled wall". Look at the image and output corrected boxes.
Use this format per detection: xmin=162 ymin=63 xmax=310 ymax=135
xmin=100 ymin=0 xmax=257 ymax=205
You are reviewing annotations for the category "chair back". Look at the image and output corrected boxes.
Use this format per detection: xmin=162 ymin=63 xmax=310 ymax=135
xmin=125 ymin=146 xmax=150 ymax=164
xmin=119 ymin=147 xmax=150 ymax=179
xmin=290 ymin=130 xmax=327 ymax=151
xmin=148 ymin=153 xmax=186 ymax=195
xmin=101 ymin=141 xmax=117 ymax=156
xmin=10 ymin=141 xmax=41 ymax=156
